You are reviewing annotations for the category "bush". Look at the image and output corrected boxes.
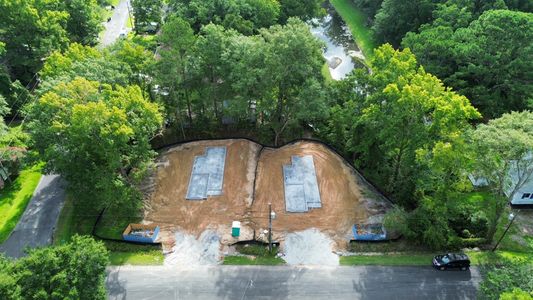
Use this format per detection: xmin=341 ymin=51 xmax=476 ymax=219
xmin=450 ymin=205 xmax=489 ymax=239
xmin=384 ymin=204 xmax=452 ymax=250
xmin=2 ymin=235 xmax=108 ymax=300
xmin=480 ymin=262 xmax=533 ymax=300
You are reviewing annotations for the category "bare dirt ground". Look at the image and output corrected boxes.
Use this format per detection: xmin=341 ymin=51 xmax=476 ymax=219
xmin=252 ymin=141 xmax=389 ymax=249
xmin=144 ymin=139 xmax=261 ymax=248
xmin=144 ymin=139 xmax=390 ymax=252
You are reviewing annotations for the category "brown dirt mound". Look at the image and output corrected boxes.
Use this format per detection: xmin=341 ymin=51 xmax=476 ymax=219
xmin=252 ymin=141 xmax=371 ymax=245
xmin=145 ymin=139 xmax=260 ymax=238
xmin=144 ymin=139 xmax=389 ymax=249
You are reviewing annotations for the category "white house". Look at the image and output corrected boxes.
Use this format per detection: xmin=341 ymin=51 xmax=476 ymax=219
xmin=469 ymin=152 xmax=533 ymax=205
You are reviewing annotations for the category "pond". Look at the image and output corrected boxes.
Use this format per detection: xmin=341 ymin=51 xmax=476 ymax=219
xmin=310 ymin=2 xmax=366 ymax=80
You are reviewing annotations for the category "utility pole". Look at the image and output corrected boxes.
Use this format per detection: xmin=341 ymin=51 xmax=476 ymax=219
xmin=268 ymin=203 xmax=273 ymax=253
xmin=492 ymin=212 xmax=517 ymax=252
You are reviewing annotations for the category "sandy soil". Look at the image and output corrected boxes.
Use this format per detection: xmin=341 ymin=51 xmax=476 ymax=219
xmin=145 ymin=139 xmax=261 ymax=247
xmin=145 ymin=139 xmax=390 ymax=250
xmin=252 ymin=141 xmax=373 ymax=247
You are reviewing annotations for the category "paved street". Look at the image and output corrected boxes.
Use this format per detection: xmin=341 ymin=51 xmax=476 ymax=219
xmin=0 ymin=175 xmax=66 ymax=258
xmin=107 ymin=265 xmax=481 ymax=300
xmin=100 ymin=0 xmax=131 ymax=47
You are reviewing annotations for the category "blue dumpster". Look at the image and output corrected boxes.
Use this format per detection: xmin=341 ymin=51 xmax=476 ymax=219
xmin=122 ymin=224 xmax=160 ymax=243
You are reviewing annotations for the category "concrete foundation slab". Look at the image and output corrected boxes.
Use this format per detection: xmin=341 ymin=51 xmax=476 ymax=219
xmin=283 ymin=155 xmax=321 ymax=212
xmin=186 ymin=147 xmax=227 ymax=200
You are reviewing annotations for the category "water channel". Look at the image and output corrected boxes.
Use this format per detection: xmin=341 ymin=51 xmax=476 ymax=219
xmin=310 ymin=2 xmax=366 ymax=80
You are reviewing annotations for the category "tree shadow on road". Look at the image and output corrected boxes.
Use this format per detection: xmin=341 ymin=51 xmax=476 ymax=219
xmin=350 ymin=266 xmax=478 ymax=300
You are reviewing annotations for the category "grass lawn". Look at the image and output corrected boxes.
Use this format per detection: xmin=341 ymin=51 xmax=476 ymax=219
xmin=54 ymin=193 xmax=163 ymax=266
xmin=223 ymin=255 xmax=285 ymax=265
xmin=53 ymin=194 xmax=95 ymax=245
xmin=223 ymin=244 xmax=286 ymax=265
xmin=340 ymin=250 xmax=533 ymax=266
xmin=109 ymin=250 xmax=164 ymax=265
xmin=330 ymin=0 xmax=376 ymax=59
xmin=0 ymin=164 xmax=42 ymax=243
xmin=340 ymin=254 xmax=433 ymax=266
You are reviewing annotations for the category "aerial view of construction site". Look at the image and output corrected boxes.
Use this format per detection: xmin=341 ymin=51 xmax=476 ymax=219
xmin=138 ymin=139 xmax=391 ymax=265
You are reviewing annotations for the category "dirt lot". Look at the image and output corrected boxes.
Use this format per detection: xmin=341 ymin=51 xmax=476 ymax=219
xmin=253 ymin=141 xmax=383 ymax=247
xmin=144 ymin=139 xmax=390 ymax=250
xmin=144 ymin=139 xmax=261 ymax=247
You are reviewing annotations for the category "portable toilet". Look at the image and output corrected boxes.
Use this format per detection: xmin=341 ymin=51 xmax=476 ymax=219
xmin=231 ymin=221 xmax=241 ymax=237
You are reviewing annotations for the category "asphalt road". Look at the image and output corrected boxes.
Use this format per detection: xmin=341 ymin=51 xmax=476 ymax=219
xmin=0 ymin=174 xmax=66 ymax=258
xmin=106 ymin=265 xmax=481 ymax=300
xmin=100 ymin=0 xmax=131 ymax=47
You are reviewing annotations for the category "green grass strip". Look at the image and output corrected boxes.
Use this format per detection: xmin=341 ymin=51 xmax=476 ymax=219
xmin=223 ymin=255 xmax=286 ymax=265
xmin=340 ymin=251 xmax=533 ymax=266
xmin=330 ymin=0 xmax=376 ymax=59
xmin=340 ymin=254 xmax=433 ymax=266
xmin=109 ymin=250 xmax=164 ymax=265
xmin=0 ymin=164 xmax=43 ymax=243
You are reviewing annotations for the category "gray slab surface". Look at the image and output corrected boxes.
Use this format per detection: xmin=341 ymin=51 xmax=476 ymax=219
xmin=186 ymin=147 xmax=226 ymax=200
xmin=284 ymin=184 xmax=307 ymax=212
xmin=186 ymin=174 xmax=209 ymax=200
xmin=107 ymin=265 xmax=481 ymax=300
xmin=0 ymin=174 xmax=66 ymax=258
xmin=283 ymin=155 xmax=321 ymax=212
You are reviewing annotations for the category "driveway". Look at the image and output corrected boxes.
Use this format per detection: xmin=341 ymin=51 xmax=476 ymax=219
xmin=100 ymin=0 xmax=131 ymax=47
xmin=0 ymin=174 xmax=66 ymax=258
xmin=107 ymin=265 xmax=481 ymax=299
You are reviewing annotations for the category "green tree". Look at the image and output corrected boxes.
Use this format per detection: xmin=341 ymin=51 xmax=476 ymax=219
xmin=169 ymin=0 xmax=280 ymax=34
xmin=26 ymin=77 xmax=163 ymax=210
xmin=324 ymin=45 xmax=480 ymax=204
xmin=40 ymin=43 xmax=101 ymax=80
xmin=278 ymin=0 xmax=324 ymax=23
xmin=500 ymin=289 xmax=533 ymax=300
xmin=0 ymin=0 xmax=69 ymax=83
xmin=38 ymin=43 xmax=135 ymax=94
xmin=0 ymin=94 xmax=9 ymax=134
xmin=259 ymin=18 xmax=327 ymax=145
xmin=448 ymin=10 xmax=533 ymax=117
xmin=480 ymin=262 xmax=533 ymax=300
xmin=404 ymin=8 xmax=532 ymax=117
xmin=470 ymin=111 xmax=533 ymax=240
xmin=5 ymin=236 xmax=109 ymax=300
xmin=131 ymin=0 xmax=162 ymax=33
xmin=63 ymin=0 xmax=102 ymax=45
xmin=372 ymin=0 xmax=439 ymax=47
xmin=505 ymin=0 xmax=533 ymax=12
xmin=0 ymin=256 xmax=20 ymax=300
xmin=155 ymin=16 xmax=197 ymax=129
xmin=352 ymin=0 xmax=384 ymax=23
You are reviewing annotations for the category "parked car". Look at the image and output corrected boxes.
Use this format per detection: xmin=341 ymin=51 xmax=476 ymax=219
xmin=119 ymin=29 xmax=127 ymax=39
xmin=433 ymin=253 xmax=470 ymax=270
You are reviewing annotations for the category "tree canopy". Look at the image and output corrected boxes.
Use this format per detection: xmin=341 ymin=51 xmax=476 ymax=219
xmin=372 ymin=0 xmax=441 ymax=47
xmin=321 ymin=44 xmax=480 ymax=203
xmin=26 ymin=77 xmax=163 ymax=210
xmin=0 ymin=235 xmax=108 ymax=300
xmin=403 ymin=8 xmax=533 ymax=117
xmin=168 ymin=0 xmax=281 ymax=34
xmin=155 ymin=17 xmax=327 ymax=144
xmin=131 ymin=0 xmax=163 ymax=33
